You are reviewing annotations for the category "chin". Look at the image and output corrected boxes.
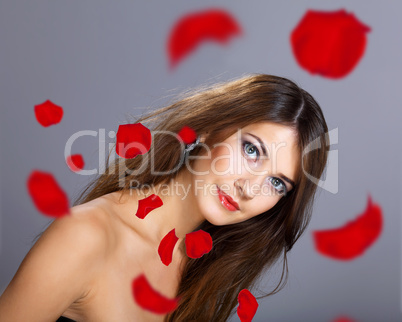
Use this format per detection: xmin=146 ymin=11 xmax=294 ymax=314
xmin=199 ymin=201 xmax=232 ymax=226
xmin=208 ymin=208 xmax=241 ymax=226
xmin=205 ymin=218 xmax=229 ymax=226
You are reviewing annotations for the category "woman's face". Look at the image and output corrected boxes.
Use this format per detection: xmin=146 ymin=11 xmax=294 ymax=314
xmin=189 ymin=122 xmax=299 ymax=226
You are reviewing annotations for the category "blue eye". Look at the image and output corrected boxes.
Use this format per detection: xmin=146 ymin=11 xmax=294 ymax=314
xmin=268 ymin=177 xmax=287 ymax=195
xmin=242 ymin=141 xmax=260 ymax=161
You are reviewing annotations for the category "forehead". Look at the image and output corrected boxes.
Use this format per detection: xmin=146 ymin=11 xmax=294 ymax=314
xmin=240 ymin=122 xmax=300 ymax=181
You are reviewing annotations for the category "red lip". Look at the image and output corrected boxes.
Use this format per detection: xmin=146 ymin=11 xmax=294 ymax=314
xmin=217 ymin=186 xmax=240 ymax=211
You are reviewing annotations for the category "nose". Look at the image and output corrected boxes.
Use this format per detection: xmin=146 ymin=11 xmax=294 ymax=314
xmin=234 ymin=172 xmax=267 ymax=200
xmin=234 ymin=178 xmax=253 ymax=200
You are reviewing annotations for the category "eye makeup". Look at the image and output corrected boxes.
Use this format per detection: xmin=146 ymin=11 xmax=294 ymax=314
xmin=240 ymin=133 xmax=295 ymax=195
xmin=267 ymin=177 xmax=288 ymax=195
xmin=244 ymin=133 xmax=269 ymax=158
xmin=242 ymin=140 xmax=261 ymax=162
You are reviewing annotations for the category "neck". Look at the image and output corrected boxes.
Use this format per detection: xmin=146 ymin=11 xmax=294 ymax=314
xmin=125 ymin=169 xmax=205 ymax=246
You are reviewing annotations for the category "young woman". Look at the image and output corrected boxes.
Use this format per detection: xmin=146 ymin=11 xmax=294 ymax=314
xmin=0 ymin=74 xmax=329 ymax=321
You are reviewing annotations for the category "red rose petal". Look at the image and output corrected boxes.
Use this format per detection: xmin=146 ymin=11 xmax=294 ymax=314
xmin=158 ymin=229 xmax=179 ymax=266
xmin=168 ymin=9 xmax=242 ymax=69
xmin=291 ymin=9 xmax=371 ymax=79
xmin=135 ymin=194 xmax=163 ymax=219
xmin=132 ymin=274 xmax=178 ymax=314
xmin=237 ymin=289 xmax=259 ymax=322
xmin=34 ymin=100 xmax=64 ymax=127
xmin=313 ymin=195 xmax=382 ymax=260
xmin=177 ymin=126 xmax=197 ymax=144
xmin=333 ymin=317 xmax=356 ymax=322
xmin=27 ymin=170 xmax=70 ymax=217
xmin=116 ymin=123 xmax=152 ymax=159
xmin=66 ymin=154 xmax=85 ymax=172
xmin=185 ymin=229 xmax=213 ymax=259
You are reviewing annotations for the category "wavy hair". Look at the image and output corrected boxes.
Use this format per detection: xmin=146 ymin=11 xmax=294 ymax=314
xmin=41 ymin=74 xmax=329 ymax=321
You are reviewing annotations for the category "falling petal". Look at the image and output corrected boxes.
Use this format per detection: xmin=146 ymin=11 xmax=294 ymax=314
xmin=135 ymin=194 xmax=163 ymax=219
xmin=116 ymin=123 xmax=152 ymax=159
xmin=177 ymin=126 xmax=197 ymax=144
xmin=237 ymin=289 xmax=259 ymax=322
xmin=158 ymin=229 xmax=179 ymax=266
xmin=132 ymin=274 xmax=178 ymax=314
xmin=34 ymin=100 xmax=64 ymax=127
xmin=332 ymin=316 xmax=356 ymax=322
xmin=66 ymin=154 xmax=85 ymax=172
xmin=313 ymin=195 xmax=382 ymax=260
xmin=27 ymin=170 xmax=70 ymax=217
xmin=185 ymin=229 xmax=213 ymax=259
xmin=167 ymin=9 xmax=242 ymax=68
xmin=291 ymin=9 xmax=370 ymax=79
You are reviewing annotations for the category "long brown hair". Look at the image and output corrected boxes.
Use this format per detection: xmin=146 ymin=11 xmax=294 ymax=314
xmin=46 ymin=74 xmax=329 ymax=321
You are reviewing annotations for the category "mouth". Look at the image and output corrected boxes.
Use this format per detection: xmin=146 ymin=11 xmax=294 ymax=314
xmin=216 ymin=185 xmax=240 ymax=211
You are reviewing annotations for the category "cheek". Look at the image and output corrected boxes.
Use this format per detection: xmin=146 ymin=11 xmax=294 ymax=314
xmin=191 ymin=153 xmax=212 ymax=177
xmin=210 ymin=145 xmax=233 ymax=174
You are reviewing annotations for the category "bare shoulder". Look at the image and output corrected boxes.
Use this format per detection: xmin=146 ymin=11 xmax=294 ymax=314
xmin=39 ymin=201 xmax=113 ymax=258
xmin=0 ymin=200 xmax=113 ymax=321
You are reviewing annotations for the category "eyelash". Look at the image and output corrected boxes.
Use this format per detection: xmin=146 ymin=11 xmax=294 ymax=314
xmin=242 ymin=140 xmax=260 ymax=161
xmin=242 ymin=140 xmax=287 ymax=195
xmin=267 ymin=177 xmax=287 ymax=196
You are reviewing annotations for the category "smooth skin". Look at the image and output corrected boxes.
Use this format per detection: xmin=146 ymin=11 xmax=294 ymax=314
xmin=0 ymin=122 xmax=298 ymax=321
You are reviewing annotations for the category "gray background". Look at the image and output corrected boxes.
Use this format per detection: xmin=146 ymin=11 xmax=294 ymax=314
xmin=1 ymin=1 xmax=401 ymax=321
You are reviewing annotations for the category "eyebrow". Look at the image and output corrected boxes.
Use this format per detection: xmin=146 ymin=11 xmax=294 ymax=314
xmin=246 ymin=133 xmax=269 ymax=158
